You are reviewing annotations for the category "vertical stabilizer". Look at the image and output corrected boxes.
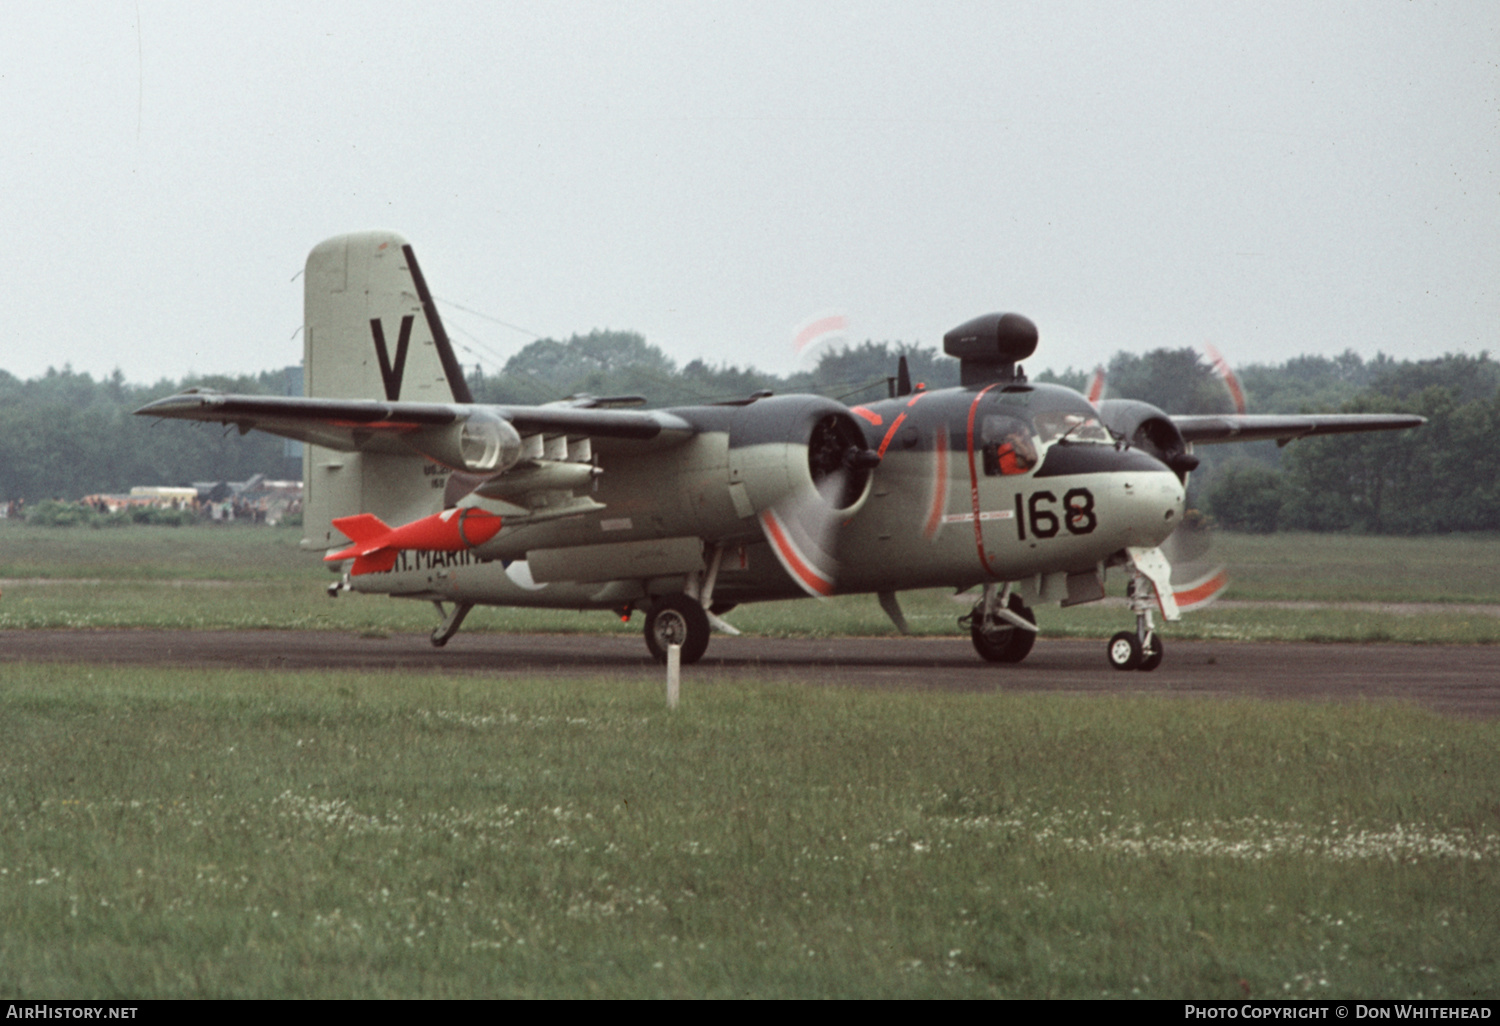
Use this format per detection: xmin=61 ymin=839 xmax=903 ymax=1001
xmin=303 ymin=231 xmax=470 ymax=404
xmin=301 ymin=232 xmax=468 ymax=551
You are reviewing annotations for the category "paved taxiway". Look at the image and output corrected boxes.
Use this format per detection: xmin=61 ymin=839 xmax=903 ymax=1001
xmin=3 ymin=629 xmax=1497 ymax=719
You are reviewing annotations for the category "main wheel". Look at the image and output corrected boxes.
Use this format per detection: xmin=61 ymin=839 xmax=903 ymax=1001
xmin=1138 ymin=633 xmax=1164 ymax=672
xmin=1107 ymin=631 xmax=1142 ymax=671
xmin=970 ymin=595 xmax=1037 ymax=664
xmin=644 ymin=595 xmax=711 ymax=665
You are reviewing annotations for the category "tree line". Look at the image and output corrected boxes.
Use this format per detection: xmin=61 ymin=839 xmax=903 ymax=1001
xmin=0 ymin=367 xmax=299 ymax=508
xmin=2 ymin=335 xmax=1494 ymax=533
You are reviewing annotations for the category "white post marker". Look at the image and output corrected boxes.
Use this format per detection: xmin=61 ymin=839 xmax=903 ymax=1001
xmin=666 ymin=643 xmax=681 ymax=709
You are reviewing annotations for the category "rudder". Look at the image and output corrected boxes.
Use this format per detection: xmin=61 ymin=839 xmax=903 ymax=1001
xmin=301 ymin=232 xmax=468 ymax=552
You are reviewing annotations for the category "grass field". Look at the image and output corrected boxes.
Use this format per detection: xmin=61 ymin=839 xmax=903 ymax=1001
xmin=1 ymin=665 xmax=1495 ymax=999
xmin=2 ymin=522 xmax=1497 ymax=643
xmin=3 ymin=522 xmax=1497 ymax=997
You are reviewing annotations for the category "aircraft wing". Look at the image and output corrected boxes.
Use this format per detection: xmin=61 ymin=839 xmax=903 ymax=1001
xmin=1171 ymin=413 xmax=1425 ymax=446
xmin=135 ymin=391 xmax=695 ymax=454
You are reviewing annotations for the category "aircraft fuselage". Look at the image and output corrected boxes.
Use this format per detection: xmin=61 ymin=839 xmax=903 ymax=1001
xmin=347 ymin=382 xmax=1185 ymax=613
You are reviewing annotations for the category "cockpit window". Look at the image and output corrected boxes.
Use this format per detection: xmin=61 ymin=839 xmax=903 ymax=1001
xmin=980 ymin=414 xmax=1038 ymax=476
xmin=1033 ymin=410 xmax=1112 ymax=445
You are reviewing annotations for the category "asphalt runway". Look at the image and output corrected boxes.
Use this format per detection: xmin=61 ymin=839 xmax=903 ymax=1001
xmin=3 ymin=628 xmax=1497 ymax=719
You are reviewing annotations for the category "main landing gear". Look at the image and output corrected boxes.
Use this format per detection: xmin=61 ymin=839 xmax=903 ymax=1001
xmin=640 ymin=543 xmax=737 ymax=665
xmin=644 ymin=595 xmax=711 ymax=664
xmin=1108 ymin=572 xmax=1164 ymax=671
xmin=963 ymin=583 xmax=1037 ymax=664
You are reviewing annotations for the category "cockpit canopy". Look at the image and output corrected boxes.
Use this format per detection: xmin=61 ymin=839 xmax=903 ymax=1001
xmin=1034 ymin=409 xmax=1112 ymax=445
xmin=978 ymin=385 xmax=1113 ymax=475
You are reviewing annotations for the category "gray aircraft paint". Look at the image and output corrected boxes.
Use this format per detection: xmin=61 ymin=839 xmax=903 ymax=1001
xmin=136 ymin=233 xmax=1424 ymax=667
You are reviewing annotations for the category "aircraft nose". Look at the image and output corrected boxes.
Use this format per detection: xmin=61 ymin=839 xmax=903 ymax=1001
xmin=1119 ymin=455 xmax=1186 ymax=548
xmin=1029 ymin=441 xmax=1185 ymax=546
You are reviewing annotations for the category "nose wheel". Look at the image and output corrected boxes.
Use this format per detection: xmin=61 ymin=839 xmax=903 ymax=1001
xmin=1108 ymin=630 xmax=1163 ymax=671
xmin=1109 ymin=572 xmax=1165 ymax=671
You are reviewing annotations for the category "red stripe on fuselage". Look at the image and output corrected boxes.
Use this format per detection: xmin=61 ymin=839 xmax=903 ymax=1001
xmin=873 ymin=390 xmax=931 ymax=458
xmin=876 ymin=413 xmax=907 ymax=458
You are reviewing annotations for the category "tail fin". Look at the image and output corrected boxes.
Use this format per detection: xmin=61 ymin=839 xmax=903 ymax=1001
xmin=324 ymin=513 xmax=400 ymax=575
xmin=301 ymin=232 xmax=469 ymax=552
xmin=328 ymin=512 xmax=391 ymax=546
xmin=303 ymin=231 xmax=471 ymax=404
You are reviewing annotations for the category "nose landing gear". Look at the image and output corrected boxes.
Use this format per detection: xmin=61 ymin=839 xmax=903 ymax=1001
xmin=1108 ymin=627 xmax=1163 ymax=671
xmin=1109 ymin=561 xmax=1168 ymax=671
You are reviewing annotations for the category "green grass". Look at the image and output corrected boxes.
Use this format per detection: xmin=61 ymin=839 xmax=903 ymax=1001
xmin=4 ymin=521 xmax=1496 ymax=997
xmin=1 ymin=665 xmax=1496 ymax=999
xmin=0 ymin=522 xmax=311 ymax=582
xmin=2 ymin=521 xmax=1496 ymax=642
xmin=1210 ymin=532 xmax=1500 ymax=604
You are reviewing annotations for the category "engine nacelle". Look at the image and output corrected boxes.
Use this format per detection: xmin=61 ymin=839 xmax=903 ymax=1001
xmin=1096 ymin=399 xmax=1200 ymax=480
xmin=727 ymin=395 xmax=880 ymax=518
xmin=407 ymin=410 xmax=524 ymax=474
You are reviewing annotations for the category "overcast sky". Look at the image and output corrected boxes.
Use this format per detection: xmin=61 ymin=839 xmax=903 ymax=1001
xmin=3 ymin=1 xmax=1495 ymax=388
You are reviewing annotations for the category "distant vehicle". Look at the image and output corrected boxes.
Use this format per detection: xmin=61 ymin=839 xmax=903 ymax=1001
xmin=138 ymin=233 xmax=1422 ymax=670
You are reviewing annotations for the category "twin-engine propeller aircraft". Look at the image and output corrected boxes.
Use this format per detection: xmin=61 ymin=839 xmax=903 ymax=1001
xmin=137 ymin=232 xmax=1424 ymax=670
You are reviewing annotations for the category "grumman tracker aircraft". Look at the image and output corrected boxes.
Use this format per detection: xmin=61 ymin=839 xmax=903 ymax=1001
xmin=137 ymin=232 xmax=1424 ymax=670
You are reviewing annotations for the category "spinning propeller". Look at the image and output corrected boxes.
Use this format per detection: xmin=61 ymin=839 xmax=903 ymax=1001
xmin=1088 ymin=344 xmax=1245 ymax=611
xmin=759 ymin=412 xmax=880 ymax=598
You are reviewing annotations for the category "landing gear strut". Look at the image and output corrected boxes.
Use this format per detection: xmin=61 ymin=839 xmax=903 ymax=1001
xmin=1108 ymin=571 xmax=1164 ymax=672
xmin=430 ymin=600 xmax=474 ymax=648
xmin=964 ymin=583 xmax=1037 ymax=664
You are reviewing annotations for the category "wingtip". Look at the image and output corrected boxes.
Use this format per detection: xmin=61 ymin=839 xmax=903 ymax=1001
xmin=132 ymin=392 xmax=218 ymax=418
